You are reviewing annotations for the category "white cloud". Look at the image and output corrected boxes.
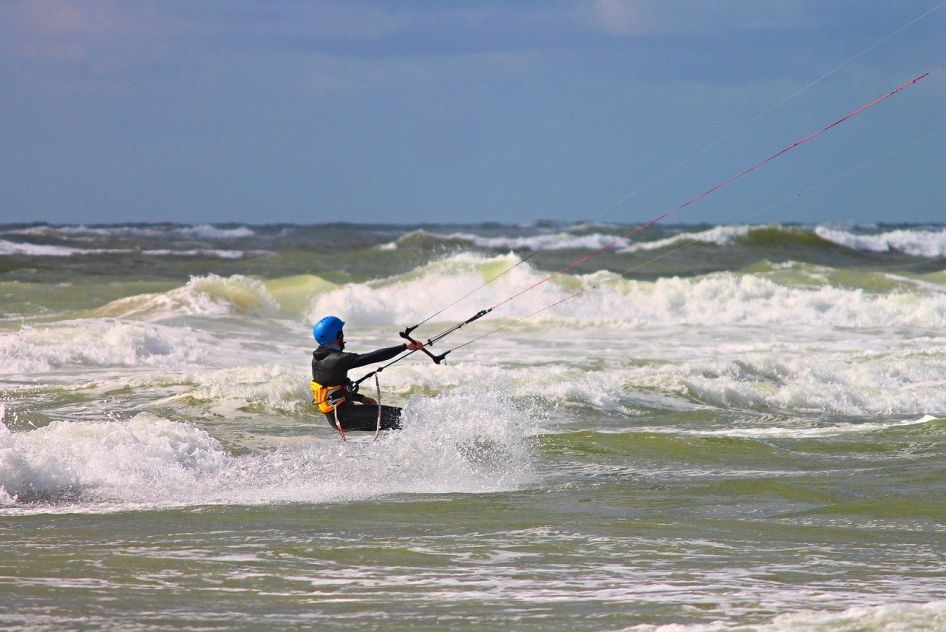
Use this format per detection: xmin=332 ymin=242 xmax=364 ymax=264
xmin=592 ymin=0 xmax=651 ymax=36
xmin=589 ymin=0 xmax=809 ymax=37
xmin=0 ymin=0 xmax=173 ymax=71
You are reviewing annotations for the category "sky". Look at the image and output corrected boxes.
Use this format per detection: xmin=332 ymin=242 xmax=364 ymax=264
xmin=1 ymin=0 xmax=944 ymax=226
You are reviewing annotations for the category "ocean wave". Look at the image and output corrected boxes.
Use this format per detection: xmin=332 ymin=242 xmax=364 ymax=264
xmin=185 ymin=364 xmax=313 ymax=415
xmin=0 ymin=414 xmax=228 ymax=506
xmin=306 ymin=253 xmax=946 ymax=330
xmin=0 ymin=239 xmax=127 ymax=257
xmin=815 ymin=226 xmax=946 ymax=258
xmin=0 ymin=396 xmax=534 ymax=510
xmin=91 ymin=274 xmax=282 ymax=320
xmin=625 ymin=600 xmax=946 ymax=631
xmin=387 ymin=224 xmax=946 ymax=259
xmin=139 ymin=249 xmax=246 ymax=259
xmin=175 ymin=225 xmax=256 ymax=239
xmin=0 ymin=321 xmax=208 ymax=373
xmin=422 ymin=230 xmax=624 ymax=251
xmin=365 ymin=342 xmax=946 ymax=417
xmin=623 ymin=347 xmax=946 ymax=416
xmin=37 ymin=254 xmax=944 ymax=378
xmin=0 ymin=239 xmax=248 ymax=259
xmin=402 ymin=225 xmax=751 ymax=253
xmin=0 ymin=224 xmax=255 ymax=240
xmin=620 ymin=225 xmax=752 ymax=252
xmin=162 ymin=343 xmax=946 ymax=421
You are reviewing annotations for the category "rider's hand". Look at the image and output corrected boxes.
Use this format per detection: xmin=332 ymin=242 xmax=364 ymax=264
xmin=405 ymin=340 xmax=424 ymax=351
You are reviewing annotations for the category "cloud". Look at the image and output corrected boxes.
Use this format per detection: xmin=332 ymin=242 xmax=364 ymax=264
xmin=0 ymin=0 xmax=175 ymax=77
xmin=592 ymin=0 xmax=651 ymax=36
xmin=589 ymin=0 xmax=810 ymax=37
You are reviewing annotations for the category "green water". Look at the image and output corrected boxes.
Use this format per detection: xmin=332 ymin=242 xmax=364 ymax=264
xmin=2 ymin=222 xmax=946 ymax=630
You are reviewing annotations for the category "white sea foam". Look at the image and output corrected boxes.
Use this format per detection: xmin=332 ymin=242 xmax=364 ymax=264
xmin=426 ymin=230 xmax=625 ymax=251
xmin=186 ymin=364 xmax=311 ymax=415
xmin=563 ymin=346 xmax=929 ymax=417
xmin=175 ymin=225 xmax=255 ymax=239
xmin=816 ymin=226 xmax=946 ymax=257
xmin=0 ymin=414 xmax=229 ymax=506
xmin=0 ymin=239 xmax=129 ymax=257
xmin=0 ymin=239 xmax=247 ymax=258
xmin=140 ymin=249 xmax=246 ymax=259
xmin=373 ymin=343 xmax=946 ymax=417
xmin=0 ymin=321 xmax=208 ymax=373
xmin=92 ymin=274 xmax=281 ymax=320
xmin=410 ymin=225 xmax=751 ymax=253
xmin=309 ymin=299 xmax=946 ymax=418
xmin=306 ymin=253 xmax=946 ymax=330
xmin=414 ymin=226 xmax=749 ymax=253
xmin=636 ymin=415 xmax=942 ymax=440
xmin=0 ymin=224 xmax=255 ymax=240
xmin=0 ymin=394 xmax=534 ymax=511
xmin=1 ymin=225 xmax=161 ymax=238
xmin=619 ymin=225 xmax=752 ymax=252
xmin=306 ymin=252 xmax=558 ymax=326
xmin=626 ymin=600 xmax=946 ymax=631
xmin=621 ymin=347 xmax=946 ymax=416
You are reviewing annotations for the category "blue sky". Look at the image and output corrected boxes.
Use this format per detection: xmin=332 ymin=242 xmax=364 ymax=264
xmin=1 ymin=1 xmax=943 ymax=226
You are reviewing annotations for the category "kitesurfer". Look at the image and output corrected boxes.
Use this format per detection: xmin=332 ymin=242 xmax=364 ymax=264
xmin=310 ymin=315 xmax=422 ymax=432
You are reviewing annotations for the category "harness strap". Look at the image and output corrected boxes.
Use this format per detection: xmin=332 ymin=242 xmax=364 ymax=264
xmin=333 ymin=406 xmax=347 ymax=442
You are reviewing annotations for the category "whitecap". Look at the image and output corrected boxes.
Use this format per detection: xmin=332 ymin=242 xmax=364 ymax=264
xmin=815 ymin=226 xmax=946 ymax=258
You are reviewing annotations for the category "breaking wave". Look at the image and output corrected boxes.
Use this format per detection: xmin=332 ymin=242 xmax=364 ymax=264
xmin=815 ymin=225 xmax=946 ymax=257
xmin=90 ymin=274 xmax=283 ymax=320
xmin=0 ymin=321 xmax=209 ymax=373
xmin=389 ymin=224 xmax=946 ymax=258
xmin=307 ymin=252 xmax=946 ymax=329
xmin=1 ymin=224 xmax=255 ymax=240
xmin=0 ymin=393 xmax=535 ymax=511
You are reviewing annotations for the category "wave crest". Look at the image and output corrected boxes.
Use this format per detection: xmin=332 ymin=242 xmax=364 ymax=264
xmin=816 ymin=226 xmax=946 ymax=257
xmin=0 ymin=321 xmax=207 ymax=373
xmin=0 ymin=393 xmax=535 ymax=510
xmin=305 ymin=253 xmax=946 ymax=330
xmin=92 ymin=274 xmax=282 ymax=320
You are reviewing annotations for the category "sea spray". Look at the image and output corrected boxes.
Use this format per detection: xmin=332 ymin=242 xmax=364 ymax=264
xmin=0 ymin=321 xmax=208 ymax=373
xmin=0 ymin=390 xmax=536 ymax=511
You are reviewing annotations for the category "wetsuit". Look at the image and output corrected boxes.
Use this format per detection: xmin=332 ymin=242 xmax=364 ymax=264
xmin=311 ymin=343 xmax=407 ymax=431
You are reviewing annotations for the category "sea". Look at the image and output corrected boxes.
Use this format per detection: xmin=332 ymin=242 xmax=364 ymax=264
xmin=1 ymin=221 xmax=945 ymax=631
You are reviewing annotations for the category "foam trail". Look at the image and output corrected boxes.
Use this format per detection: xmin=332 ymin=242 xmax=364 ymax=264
xmin=0 ymin=240 xmax=128 ymax=257
xmin=624 ymin=600 xmax=946 ymax=631
xmin=636 ymin=415 xmax=942 ymax=440
xmin=0 ymin=394 xmax=535 ymax=512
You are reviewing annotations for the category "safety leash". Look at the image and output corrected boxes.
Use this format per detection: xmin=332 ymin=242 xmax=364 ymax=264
xmin=373 ymin=373 xmax=382 ymax=441
xmin=332 ymin=406 xmax=347 ymax=442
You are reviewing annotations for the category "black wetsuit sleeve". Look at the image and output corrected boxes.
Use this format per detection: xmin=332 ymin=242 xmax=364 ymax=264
xmin=344 ymin=344 xmax=407 ymax=370
xmin=312 ymin=344 xmax=408 ymax=385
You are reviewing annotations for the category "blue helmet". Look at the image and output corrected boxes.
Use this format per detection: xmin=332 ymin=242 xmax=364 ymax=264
xmin=313 ymin=315 xmax=345 ymax=345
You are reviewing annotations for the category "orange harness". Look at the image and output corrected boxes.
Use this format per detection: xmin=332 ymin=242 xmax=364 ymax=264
xmin=310 ymin=380 xmax=347 ymax=414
